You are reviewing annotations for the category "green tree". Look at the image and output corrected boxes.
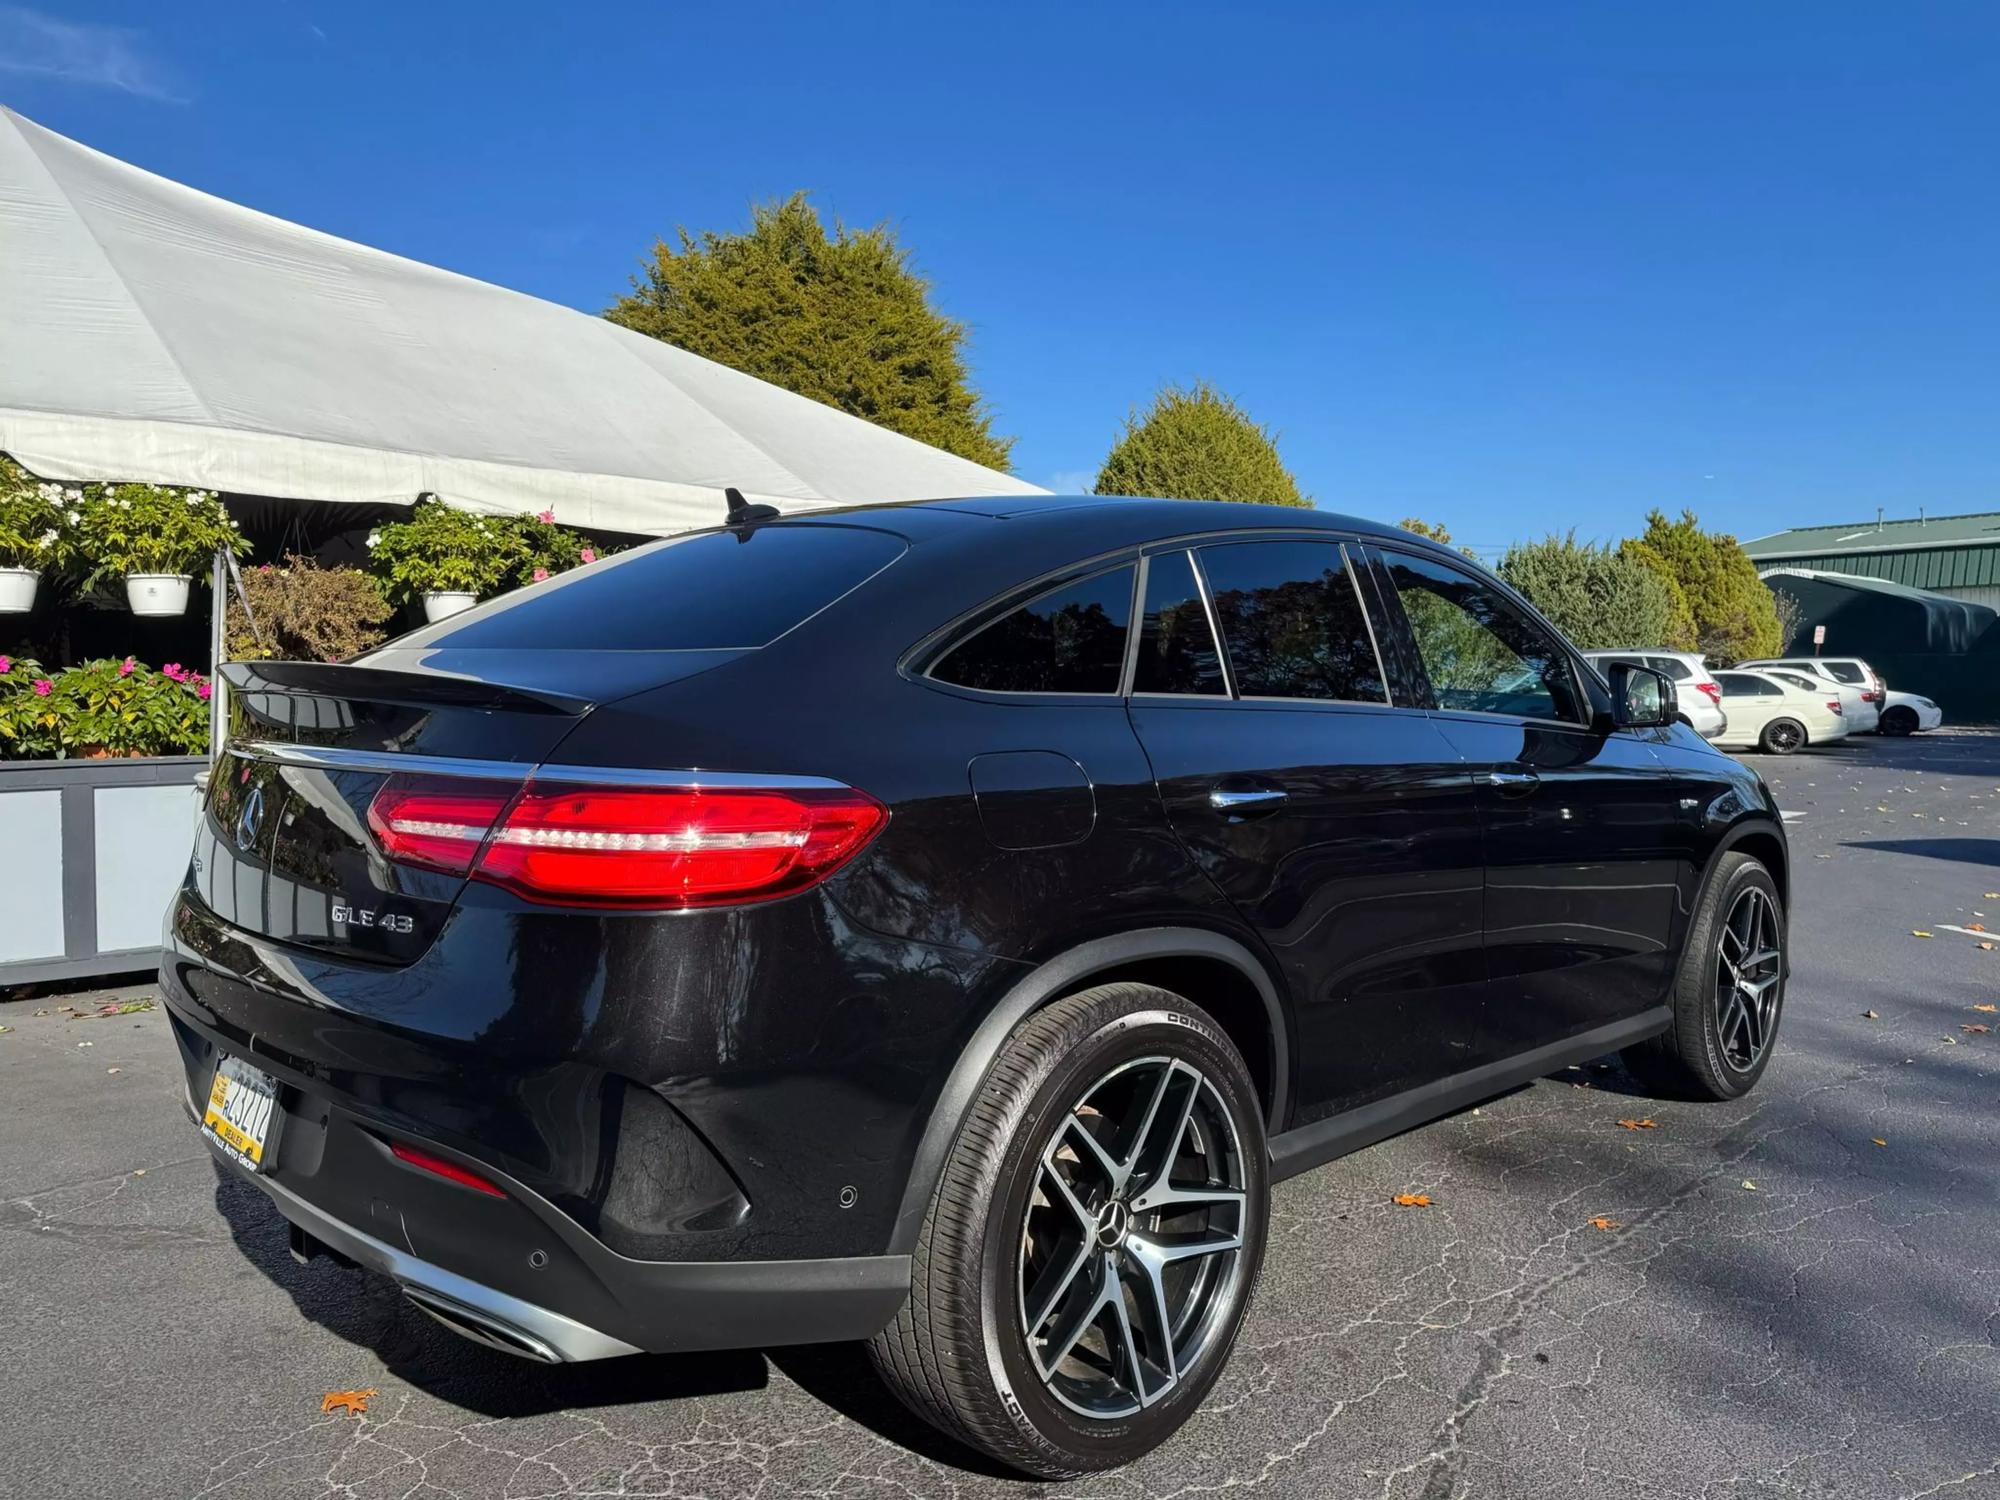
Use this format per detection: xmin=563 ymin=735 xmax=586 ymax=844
xmin=1397 ymin=518 xmax=1455 ymax=544
xmin=1093 ymin=382 xmax=1308 ymax=506
xmin=1618 ymin=510 xmax=1782 ymax=664
xmin=1497 ymin=532 xmax=1681 ymax=650
xmin=607 ymin=193 xmax=1011 ymax=469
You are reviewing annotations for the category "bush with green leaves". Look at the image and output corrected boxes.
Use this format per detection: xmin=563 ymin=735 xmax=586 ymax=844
xmin=1618 ymin=510 xmax=1781 ymax=665
xmin=75 ymin=482 xmax=248 ymax=584
xmin=368 ymin=501 xmax=605 ymax=603
xmin=227 ymin=555 xmax=393 ymax=663
xmin=1094 ymin=383 xmax=1309 ymax=506
xmin=1497 ymin=532 xmax=1684 ymax=651
xmin=0 ymin=655 xmax=211 ymax=759
xmin=0 ymin=456 xmax=83 ymax=571
xmin=608 ymin=193 xmax=1012 ymax=469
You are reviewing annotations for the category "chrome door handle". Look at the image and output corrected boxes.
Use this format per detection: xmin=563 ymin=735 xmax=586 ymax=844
xmin=1484 ymin=769 xmax=1541 ymax=796
xmin=1209 ymin=787 xmax=1289 ymax=812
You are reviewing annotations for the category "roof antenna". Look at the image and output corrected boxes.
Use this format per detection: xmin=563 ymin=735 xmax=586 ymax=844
xmin=725 ymin=486 xmax=780 ymax=525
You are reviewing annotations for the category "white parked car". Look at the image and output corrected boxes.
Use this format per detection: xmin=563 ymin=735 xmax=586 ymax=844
xmin=1739 ymin=656 xmax=1883 ymax=733
xmin=1877 ymin=688 xmax=1943 ymax=736
xmin=1710 ymin=669 xmax=1850 ymax=754
xmin=1579 ymin=648 xmax=1727 ymax=738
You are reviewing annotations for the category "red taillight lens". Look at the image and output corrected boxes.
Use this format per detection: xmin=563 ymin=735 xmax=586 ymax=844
xmin=1827 ymin=699 xmax=1843 ymax=714
xmin=1861 ymin=690 xmax=1879 ymax=702
xmin=367 ymin=777 xmax=514 ymax=875
xmin=1697 ymin=681 xmax=1722 ymax=705
xmin=389 ymin=1140 xmax=506 ymax=1197
xmin=367 ymin=775 xmax=888 ymax=909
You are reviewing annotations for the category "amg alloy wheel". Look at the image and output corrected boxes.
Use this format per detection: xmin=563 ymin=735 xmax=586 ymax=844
xmin=1020 ymin=1056 xmax=1248 ymax=1419
xmin=870 ymin=984 xmax=1268 ymax=1478
xmin=1623 ymin=852 xmax=1787 ymax=1101
xmin=1759 ymin=718 xmax=1805 ymax=754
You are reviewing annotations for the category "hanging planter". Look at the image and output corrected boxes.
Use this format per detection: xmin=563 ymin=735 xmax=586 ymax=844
xmin=75 ymin=482 xmax=247 ymax=617
xmin=422 ymin=590 xmax=478 ymax=622
xmin=0 ymin=567 xmax=39 ymax=613
xmin=0 ymin=457 xmax=81 ymax=613
xmin=124 ymin=573 xmax=194 ymax=616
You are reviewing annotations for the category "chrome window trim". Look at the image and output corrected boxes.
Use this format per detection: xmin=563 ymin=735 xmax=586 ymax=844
xmin=229 ymin=742 xmax=848 ymax=791
xmin=1190 ymin=538 xmax=1391 ymax=708
xmin=1342 ymin=541 xmax=1394 ymax=708
xmin=1187 ymin=549 xmax=1237 ymax=700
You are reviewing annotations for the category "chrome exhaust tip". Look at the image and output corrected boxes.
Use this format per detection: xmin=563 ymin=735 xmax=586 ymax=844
xmin=401 ymin=1285 xmax=563 ymax=1364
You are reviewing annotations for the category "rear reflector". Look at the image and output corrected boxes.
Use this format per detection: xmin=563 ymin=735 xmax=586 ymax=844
xmin=389 ymin=1141 xmax=506 ymax=1197
xmin=367 ymin=774 xmax=888 ymax=909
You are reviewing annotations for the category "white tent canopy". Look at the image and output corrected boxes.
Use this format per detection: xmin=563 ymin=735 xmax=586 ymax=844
xmin=0 ymin=107 xmax=1043 ymax=535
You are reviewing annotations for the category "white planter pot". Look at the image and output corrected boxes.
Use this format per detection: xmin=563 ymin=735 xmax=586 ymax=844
xmin=423 ymin=591 xmax=478 ymax=622
xmin=0 ymin=567 xmax=39 ymax=613
xmin=125 ymin=574 xmax=192 ymax=616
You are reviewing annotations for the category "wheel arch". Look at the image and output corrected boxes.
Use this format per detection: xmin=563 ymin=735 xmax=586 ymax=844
xmin=1701 ymin=816 xmax=1790 ymax=919
xmin=887 ymin=927 xmax=1290 ymax=1257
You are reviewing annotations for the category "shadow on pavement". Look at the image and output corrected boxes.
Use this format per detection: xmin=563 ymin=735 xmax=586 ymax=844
xmin=1839 ymin=837 xmax=2000 ymax=868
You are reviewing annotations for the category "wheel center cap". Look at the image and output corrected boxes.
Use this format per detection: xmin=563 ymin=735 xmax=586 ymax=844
xmin=1094 ymin=1199 xmax=1132 ymax=1250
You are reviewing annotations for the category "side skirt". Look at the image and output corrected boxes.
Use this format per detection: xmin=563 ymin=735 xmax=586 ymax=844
xmin=1268 ymin=1007 xmax=1673 ymax=1182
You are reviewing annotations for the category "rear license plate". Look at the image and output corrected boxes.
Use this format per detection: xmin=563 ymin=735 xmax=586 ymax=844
xmin=202 ymin=1055 xmax=282 ymax=1171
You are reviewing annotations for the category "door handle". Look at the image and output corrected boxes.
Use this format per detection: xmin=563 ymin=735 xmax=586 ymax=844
xmin=1484 ymin=769 xmax=1541 ymax=797
xmin=1209 ymin=786 xmax=1289 ymax=813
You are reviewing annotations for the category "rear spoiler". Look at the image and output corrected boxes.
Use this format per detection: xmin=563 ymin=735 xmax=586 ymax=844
xmin=219 ymin=660 xmax=593 ymax=717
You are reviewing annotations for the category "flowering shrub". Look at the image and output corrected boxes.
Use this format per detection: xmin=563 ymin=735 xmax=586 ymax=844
xmin=76 ymin=482 xmax=248 ymax=584
xmin=368 ymin=500 xmax=605 ymax=602
xmin=0 ymin=656 xmax=211 ymax=759
xmin=0 ymin=456 xmax=82 ymax=570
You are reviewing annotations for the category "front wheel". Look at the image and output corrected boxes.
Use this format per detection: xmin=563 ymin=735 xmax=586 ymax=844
xmin=869 ymin=984 xmax=1269 ymax=1478
xmin=1759 ymin=718 xmax=1806 ymax=754
xmin=1624 ymin=851 xmax=1786 ymax=1100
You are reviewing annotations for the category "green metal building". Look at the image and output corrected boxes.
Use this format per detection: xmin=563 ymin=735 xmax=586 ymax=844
xmin=1743 ymin=509 xmax=2000 ymax=610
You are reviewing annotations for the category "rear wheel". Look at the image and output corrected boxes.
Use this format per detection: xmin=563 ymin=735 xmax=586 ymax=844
xmin=1759 ymin=718 xmax=1805 ymax=754
xmin=1880 ymin=705 xmax=1918 ymax=736
xmin=869 ymin=984 xmax=1268 ymax=1478
xmin=1624 ymin=852 xmax=1786 ymax=1101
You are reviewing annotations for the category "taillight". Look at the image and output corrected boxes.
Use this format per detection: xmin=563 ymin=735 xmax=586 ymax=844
xmin=367 ymin=775 xmax=888 ymax=909
xmin=1861 ymin=690 xmax=1879 ymax=702
xmin=1827 ymin=699 xmax=1843 ymax=714
xmin=1697 ymin=681 xmax=1722 ymax=705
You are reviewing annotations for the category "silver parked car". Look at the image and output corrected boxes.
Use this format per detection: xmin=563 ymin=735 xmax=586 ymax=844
xmin=1581 ymin=649 xmax=1727 ymax=738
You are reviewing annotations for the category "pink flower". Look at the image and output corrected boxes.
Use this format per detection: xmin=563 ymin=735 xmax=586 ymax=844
xmin=532 ymin=567 xmax=550 ymax=582
xmin=196 ymin=682 xmax=213 ymax=701
xmin=537 ymin=509 xmax=556 ymax=525
xmin=162 ymin=662 xmax=187 ymax=682
xmin=32 ymin=678 xmax=53 ymax=697
xmin=119 ymin=656 xmax=136 ymax=678
xmin=0 ymin=655 xmax=10 ymax=674
xmin=579 ymin=547 xmax=597 ymax=564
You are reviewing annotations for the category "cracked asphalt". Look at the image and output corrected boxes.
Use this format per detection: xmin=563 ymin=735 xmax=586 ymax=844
xmin=3 ymin=729 xmax=1998 ymax=1500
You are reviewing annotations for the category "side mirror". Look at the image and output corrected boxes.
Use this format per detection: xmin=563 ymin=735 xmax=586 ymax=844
xmin=1608 ymin=663 xmax=1674 ymax=729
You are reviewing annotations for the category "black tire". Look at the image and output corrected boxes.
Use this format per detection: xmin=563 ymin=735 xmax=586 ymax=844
xmin=1880 ymin=705 xmax=1917 ymax=736
xmin=1759 ymin=718 xmax=1806 ymax=754
xmin=868 ymin=983 xmax=1269 ymax=1478
xmin=1623 ymin=852 xmax=1786 ymax=1101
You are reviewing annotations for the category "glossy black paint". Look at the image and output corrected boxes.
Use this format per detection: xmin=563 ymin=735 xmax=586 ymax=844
xmin=161 ymin=496 xmax=1786 ymax=1356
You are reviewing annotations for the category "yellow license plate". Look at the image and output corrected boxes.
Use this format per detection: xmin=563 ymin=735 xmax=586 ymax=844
xmin=202 ymin=1055 xmax=280 ymax=1170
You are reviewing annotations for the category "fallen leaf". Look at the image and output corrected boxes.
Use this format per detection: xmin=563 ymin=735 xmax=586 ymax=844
xmin=1862 ymin=1010 xmax=1880 ymax=1019
xmin=1969 ymin=923 xmax=1989 ymax=933
xmin=1741 ymin=1180 xmax=1759 ymax=1190
xmin=1391 ymin=1193 xmax=1432 ymax=1208
xmin=1964 ymin=1024 xmax=1991 ymax=1034
xmin=0 ymin=1026 xmax=11 ymax=1035
xmin=105 ymin=1067 xmax=122 ymax=1075
xmin=1974 ymin=1004 xmax=1997 ymax=1013
xmin=1616 ymin=1118 xmax=1660 ymax=1130
xmin=1587 ymin=1216 xmax=1621 ymax=1231
xmin=1871 ymin=1138 xmax=1887 ymax=1147
xmin=132 ymin=1168 xmax=145 ymax=1177
xmin=1912 ymin=930 xmax=1934 ymax=938
xmin=1980 ymin=943 xmax=1996 ymax=952
xmin=1985 ymin=893 xmax=2000 ymax=900
xmin=321 ymin=1389 xmax=378 ymax=1416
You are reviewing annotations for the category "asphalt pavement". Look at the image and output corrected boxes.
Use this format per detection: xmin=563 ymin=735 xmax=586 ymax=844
xmin=3 ymin=729 xmax=1996 ymax=1500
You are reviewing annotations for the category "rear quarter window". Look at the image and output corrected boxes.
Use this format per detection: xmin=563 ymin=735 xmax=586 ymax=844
xmin=395 ymin=524 xmax=907 ymax=651
xmin=1824 ymin=662 xmax=1866 ymax=684
xmin=931 ymin=566 xmax=1136 ymax=695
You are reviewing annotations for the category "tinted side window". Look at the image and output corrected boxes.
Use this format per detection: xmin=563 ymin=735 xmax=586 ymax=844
xmin=1379 ymin=551 xmax=1584 ymax=723
xmin=1824 ymin=662 xmax=1866 ymax=684
xmin=1651 ymin=656 xmax=1692 ymax=680
xmin=1715 ymin=673 xmax=1777 ymax=697
xmin=932 ymin=566 xmax=1135 ymax=694
xmin=1132 ymin=551 xmax=1225 ymax=695
xmin=1197 ymin=541 xmax=1385 ymax=703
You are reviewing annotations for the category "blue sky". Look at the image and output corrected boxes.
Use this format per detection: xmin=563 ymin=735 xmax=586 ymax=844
xmin=5 ymin=2 xmax=1997 ymax=557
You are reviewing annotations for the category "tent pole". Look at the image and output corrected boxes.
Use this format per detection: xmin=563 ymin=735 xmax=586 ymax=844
xmin=209 ymin=546 xmax=228 ymax=761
